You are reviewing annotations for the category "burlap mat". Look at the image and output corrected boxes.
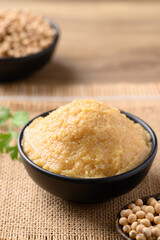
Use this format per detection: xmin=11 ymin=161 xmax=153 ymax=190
xmin=0 ymin=99 xmax=159 ymax=240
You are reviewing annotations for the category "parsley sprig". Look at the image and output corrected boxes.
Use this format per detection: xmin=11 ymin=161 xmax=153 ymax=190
xmin=0 ymin=107 xmax=29 ymax=161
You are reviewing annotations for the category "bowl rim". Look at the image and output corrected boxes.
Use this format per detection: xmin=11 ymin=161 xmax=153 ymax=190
xmin=18 ymin=109 xmax=158 ymax=183
xmin=116 ymin=193 xmax=160 ymax=240
xmin=0 ymin=18 xmax=59 ymax=62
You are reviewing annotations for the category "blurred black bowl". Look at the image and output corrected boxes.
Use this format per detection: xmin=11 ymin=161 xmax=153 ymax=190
xmin=18 ymin=110 xmax=158 ymax=203
xmin=0 ymin=19 xmax=59 ymax=81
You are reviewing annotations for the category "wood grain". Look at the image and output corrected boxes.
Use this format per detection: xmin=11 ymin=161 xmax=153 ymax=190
xmin=0 ymin=0 xmax=160 ymax=96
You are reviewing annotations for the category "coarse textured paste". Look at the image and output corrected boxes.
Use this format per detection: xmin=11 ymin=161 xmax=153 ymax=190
xmin=0 ymin=98 xmax=159 ymax=240
xmin=22 ymin=99 xmax=152 ymax=178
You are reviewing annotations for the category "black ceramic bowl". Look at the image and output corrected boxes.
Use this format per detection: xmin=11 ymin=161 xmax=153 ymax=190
xmin=0 ymin=19 xmax=59 ymax=81
xmin=18 ymin=110 xmax=158 ymax=203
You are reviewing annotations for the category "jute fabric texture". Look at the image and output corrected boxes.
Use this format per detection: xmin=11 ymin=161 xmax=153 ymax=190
xmin=0 ymin=99 xmax=159 ymax=240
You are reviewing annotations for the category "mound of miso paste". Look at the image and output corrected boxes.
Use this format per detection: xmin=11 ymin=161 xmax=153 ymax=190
xmin=22 ymin=99 xmax=152 ymax=178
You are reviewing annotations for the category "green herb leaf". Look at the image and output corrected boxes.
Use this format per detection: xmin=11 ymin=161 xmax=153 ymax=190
xmin=0 ymin=133 xmax=12 ymax=153
xmin=0 ymin=107 xmax=29 ymax=161
xmin=12 ymin=111 xmax=29 ymax=127
xmin=0 ymin=107 xmax=12 ymax=126
xmin=10 ymin=130 xmax=18 ymax=138
xmin=6 ymin=145 xmax=19 ymax=160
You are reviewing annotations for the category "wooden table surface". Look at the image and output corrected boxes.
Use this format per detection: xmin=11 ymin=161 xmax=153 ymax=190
xmin=0 ymin=0 xmax=160 ymax=98
xmin=1 ymin=2 xmax=160 ymax=239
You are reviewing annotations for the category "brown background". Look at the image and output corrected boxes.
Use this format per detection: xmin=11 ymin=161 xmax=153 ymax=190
xmin=0 ymin=0 xmax=160 ymax=97
xmin=0 ymin=0 xmax=160 ymax=239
